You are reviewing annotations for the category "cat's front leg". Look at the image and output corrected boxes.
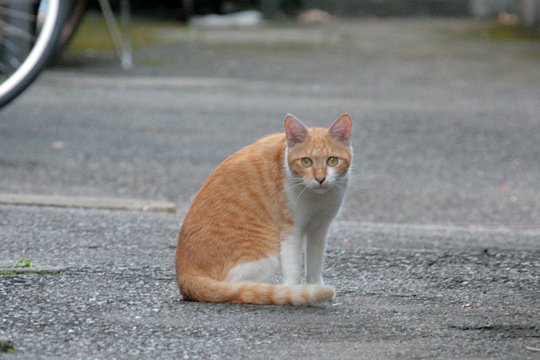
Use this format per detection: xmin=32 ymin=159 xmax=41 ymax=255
xmin=305 ymin=221 xmax=332 ymax=284
xmin=280 ymin=230 xmax=304 ymax=285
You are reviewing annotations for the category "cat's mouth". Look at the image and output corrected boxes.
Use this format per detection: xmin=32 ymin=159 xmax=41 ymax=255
xmin=309 ymin=184 xmax=330 ymax=193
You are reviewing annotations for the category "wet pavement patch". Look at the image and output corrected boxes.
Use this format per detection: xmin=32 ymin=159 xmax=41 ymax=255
xmin=449 ymin=324 xmax=540 ymax=337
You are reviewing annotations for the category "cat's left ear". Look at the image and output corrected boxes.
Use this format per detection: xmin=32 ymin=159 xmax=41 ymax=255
xmin=328 ymin=113 xmax=352 ymax=146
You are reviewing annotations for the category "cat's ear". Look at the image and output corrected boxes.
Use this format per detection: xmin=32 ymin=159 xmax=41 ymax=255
xmin=284 ymin=114 xmax=309 ymax=147
xmin=328 ymin=113 xmax=352 ymax=146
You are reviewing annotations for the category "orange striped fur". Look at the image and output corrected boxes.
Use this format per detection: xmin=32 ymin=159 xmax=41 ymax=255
xmin=176 ymin=114 xmax=352 ymax=305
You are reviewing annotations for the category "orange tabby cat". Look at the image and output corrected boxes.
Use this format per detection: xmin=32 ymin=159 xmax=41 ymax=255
xmin=176 ymin=114 xmax=352 ymax=305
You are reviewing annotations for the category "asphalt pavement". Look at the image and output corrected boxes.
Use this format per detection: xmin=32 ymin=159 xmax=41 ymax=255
xmin=0 ymin=18 xmax=539 ymax=358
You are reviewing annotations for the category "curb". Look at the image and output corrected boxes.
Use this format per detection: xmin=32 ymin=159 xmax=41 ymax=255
xmin=0 ymin=193 xmax=177 ymax=214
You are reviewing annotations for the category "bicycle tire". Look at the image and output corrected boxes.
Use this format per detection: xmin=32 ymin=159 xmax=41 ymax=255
xmin=0 ymin=0 xmax=70 ymax=109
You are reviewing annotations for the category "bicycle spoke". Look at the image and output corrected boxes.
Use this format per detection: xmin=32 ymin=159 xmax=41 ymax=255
xmin=0 ymin=22 xmax=37 ymax=42
xmin=0 ymin=1 xmax=39 ymax=5
xmin=3 ymin=35 xmax=29 ymax=54
xmin=0 ymin=0 xmax=36 ymax=76
xmin=0 ymin=8 xmax=38 ymax=22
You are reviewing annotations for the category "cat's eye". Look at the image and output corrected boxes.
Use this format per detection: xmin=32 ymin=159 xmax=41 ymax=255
xmin=300 ymin=157 xmax=313 ymax=168
xmin=327 ymin=157 xmax=339 ymax=167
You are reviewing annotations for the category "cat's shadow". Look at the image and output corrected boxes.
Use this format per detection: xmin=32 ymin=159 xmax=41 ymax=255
xmin=178 ymin=297 xmax=339 ymax=314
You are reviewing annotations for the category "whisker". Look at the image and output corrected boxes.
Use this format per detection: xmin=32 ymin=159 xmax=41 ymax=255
xmin=330 ymin=175 xmax=374 ymax=190
xmin=286 ymin=178 xmax=307 ymax=192
xmin=293 ymin=186 xmax=309 ymax=207
xmin=287 ymin=182 xmax=306 ymax=192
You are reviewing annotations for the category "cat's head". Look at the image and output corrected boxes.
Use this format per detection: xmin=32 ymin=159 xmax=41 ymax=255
xmin=284 ymin=114 xmax=352 ymax=192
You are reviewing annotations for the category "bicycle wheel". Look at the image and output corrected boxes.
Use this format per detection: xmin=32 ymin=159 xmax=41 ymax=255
xmin=0 ymin=0 xmax=69 ymax=108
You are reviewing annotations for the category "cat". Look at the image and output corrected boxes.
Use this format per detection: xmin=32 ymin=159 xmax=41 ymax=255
xmin=175 ymin=113 xmax=352 ymax=305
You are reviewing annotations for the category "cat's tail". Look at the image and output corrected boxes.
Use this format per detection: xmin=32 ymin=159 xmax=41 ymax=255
xmin=177 ymin=275 xmax=335 ymax=305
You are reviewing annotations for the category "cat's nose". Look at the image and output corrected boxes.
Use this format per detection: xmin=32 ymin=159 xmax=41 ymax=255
xmin=315 ymin=176 xmax=326 ymax=184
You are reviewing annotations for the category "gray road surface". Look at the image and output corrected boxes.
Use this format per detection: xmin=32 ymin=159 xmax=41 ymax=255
xmin=1 ymin=18 xmax=539 ymax=358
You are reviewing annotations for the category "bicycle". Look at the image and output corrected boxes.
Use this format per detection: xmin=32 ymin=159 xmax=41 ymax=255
xmin=0 ymin=0 xmax=86 ymax=108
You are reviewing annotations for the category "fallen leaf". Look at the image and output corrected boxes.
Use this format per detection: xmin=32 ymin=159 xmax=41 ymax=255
xmin=52 ymin=141 xmax=65 ymax=150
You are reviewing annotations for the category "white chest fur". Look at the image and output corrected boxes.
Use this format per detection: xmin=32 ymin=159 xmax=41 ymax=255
xmin=286 ymin=182 xmax=346 ymax=230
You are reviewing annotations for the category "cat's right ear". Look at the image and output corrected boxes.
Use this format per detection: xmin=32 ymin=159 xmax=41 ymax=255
xmin=284 ymin=114 xmax=309 ymax=147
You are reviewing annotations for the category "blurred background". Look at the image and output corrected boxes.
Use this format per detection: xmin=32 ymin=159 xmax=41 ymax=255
xmin=48 ymin=0 xmax=540 ymax=66
xmin=87 ymin=0 xmax=540 ymax=22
